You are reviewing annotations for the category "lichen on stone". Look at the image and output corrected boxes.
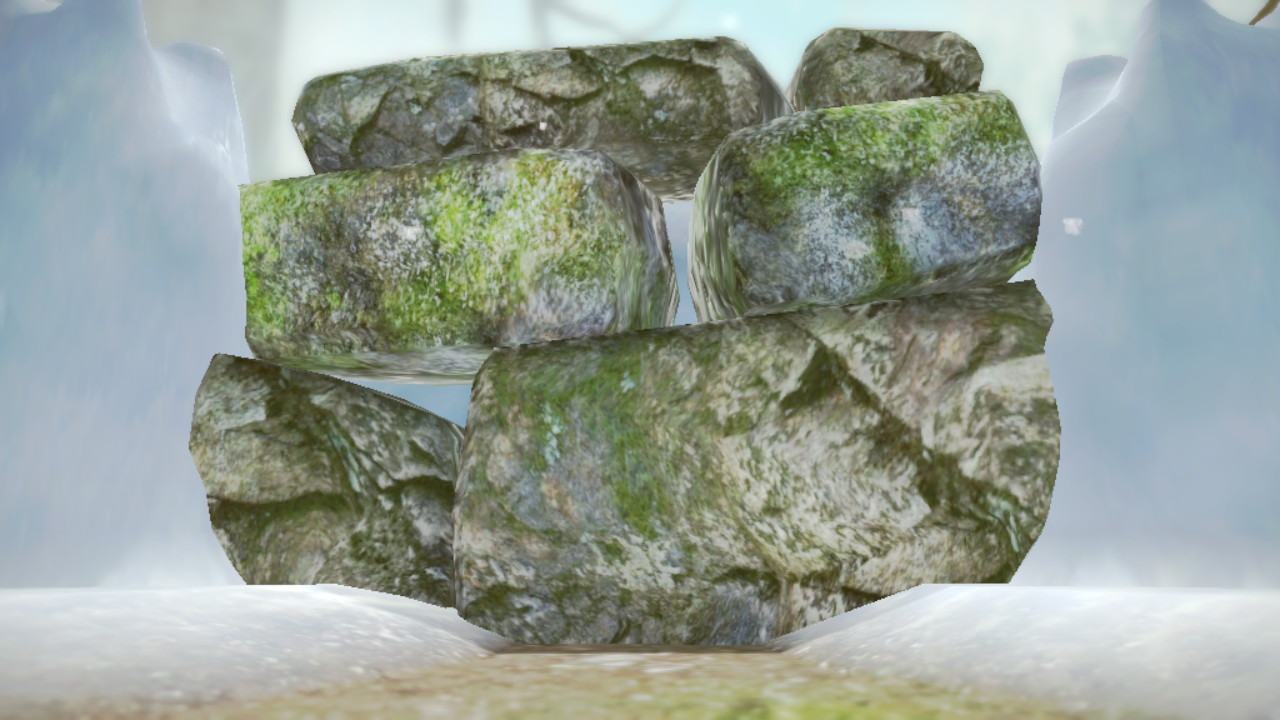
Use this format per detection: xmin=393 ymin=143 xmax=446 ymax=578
xmin=689 ymin=91 xmax=1041 ymax=322
xmin=454 ymin=281 xmax=1059 ymax=645
xmin=291 ymin=37 xmax=791 ymax=200
xmin=240 ymin=148 xmax=677 ymax=384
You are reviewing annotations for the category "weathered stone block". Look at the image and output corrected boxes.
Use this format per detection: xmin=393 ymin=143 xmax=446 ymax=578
xmin=242 ymin=148 xmax=677 ymax=384
xmin=788 ymin=29 xmax=983 ymax=111
xmin=292 ymin=37 xmax=790 ymax=200
xmin=690 ymin=91 xmax=1040 ymax=322
xmin=455 ymin=281 xmax=1059 ymax=645
xmin=190 ymin=354 xmax=462 ymax=606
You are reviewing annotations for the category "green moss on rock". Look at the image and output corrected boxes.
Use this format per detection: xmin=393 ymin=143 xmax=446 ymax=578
xmin=240 ymin=148 xmax=677 ymax=384
xmin=689 ymin=91 xmax=1041 ymax=322
xmin=454 ymin=281 xmax=1059 ymax=645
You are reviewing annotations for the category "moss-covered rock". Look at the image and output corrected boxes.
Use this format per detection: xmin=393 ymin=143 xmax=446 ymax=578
xmin=689 ymin=91 xmax=1040 ymax=322
xmin=190 ymin=354 xmax=462 ymax=606
xmin=454 ymin=281 xmax=1059 ymax=645
xmin=241 ymin=148 xmax=677 ymax=384
xmin=292 ymin=37 xmax=790 ymax=201
xmin=788 ymin=29 xmax=983 ymax=111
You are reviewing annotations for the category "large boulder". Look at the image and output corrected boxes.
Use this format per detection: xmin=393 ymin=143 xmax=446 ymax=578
xmin=292 ymin=37 xmax=790 ymax=201
xmin=190 ymin=354 xmax=462 ymax=607
xmin=787 ymin=29 xmax=983 ymax=111
xmin=454 ymin=280 xmax=1059 ymax=645
xmin=689 ymin=91 xmax=1040 ymax=322
xmin=242 ymin=148 xmax=678 ymax=385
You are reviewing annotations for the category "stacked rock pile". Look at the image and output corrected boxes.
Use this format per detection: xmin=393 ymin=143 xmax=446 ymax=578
xmin=191 ymin=29 xmax=1060 ymax=645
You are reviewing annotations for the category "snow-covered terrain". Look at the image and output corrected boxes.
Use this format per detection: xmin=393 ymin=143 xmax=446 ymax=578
xmin=0 ymin=0 xmax=251 ymax=587
xmin=769 ymin=584 xmax=1280 ymax=719
xmin=2 ymin=583 xmax=1276 ymax=718
xmin=1010 ymin=0 xmax=1280 ymax=587
xmin=0 ymin=584 xmax=511 ymax=713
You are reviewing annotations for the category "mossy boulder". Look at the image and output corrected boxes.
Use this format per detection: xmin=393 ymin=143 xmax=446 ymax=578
xmin=689 ymin=91 xmax=1040 ymax=322
xmin=454 ymin=280 xmax=1059 ymax=645
xmin=788 ymin=29 xmax=983 ymax=111
xmin=241 ymin=148 xmax=677 ymax=384
xmin=190 ymin=354 xmax=462 ymax=606
xmin=292 ymin=37 xmax=790 ymax=201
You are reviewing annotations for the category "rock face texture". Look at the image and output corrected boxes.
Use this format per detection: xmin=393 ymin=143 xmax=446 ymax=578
xmin=190 ymin=354 xmax=462 ymax=607
xmin=690 ymin=91 xmax=1040 ymax=322
xmin=202 ymin=30 xmax=1061 ymax=648
xmin=292 ymin=37 xmax=790 ymax=201
xmin=788 ymin=29 xmax=983 ymax=111
xmin=454 ymin=281 xmax=1058 ymax=645
xmin=241 ymin=148 xmax=677 ymax=385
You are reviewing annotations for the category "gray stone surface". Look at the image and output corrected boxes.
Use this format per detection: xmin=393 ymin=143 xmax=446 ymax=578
xmin=690 ymin=91 xmax=1040 ymax=322
xmin=788 ymin=29 xmax=983 ymax=111
xmin=190 ymin=354 xmax=462 ymax=606
xmin=241 ymin=148 xmax=677 ymax=385
xmin=454 ymin=281 xmax=1059 ymax=645
xmin=292 ymin=37 xmax=790 ymax=201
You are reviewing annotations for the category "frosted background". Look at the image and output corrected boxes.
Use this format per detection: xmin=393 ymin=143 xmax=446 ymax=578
xmin=1010 ymin=0 xmax=1280 ymax=586
xmin=1 ymin=0 xmax=1277 ymax=589
xmin=0 ymin=0 xmax=252 ymax=587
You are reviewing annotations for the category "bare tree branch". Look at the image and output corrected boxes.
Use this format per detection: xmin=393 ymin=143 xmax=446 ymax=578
xmin=1250 ymin=0 xmax=1278 ymax=25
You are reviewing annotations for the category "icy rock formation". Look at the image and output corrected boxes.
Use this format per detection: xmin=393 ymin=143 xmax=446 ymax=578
xmin=0 ymin=0 xmax=57 ymax=24
xmin=190 ymin=355 xmax=461 ymax=606
xmin=241 ymin=148 xmax=677 ymax=384
xmin=1049 ymin=55 xmax=1127 ymax=139
xmin=689 ymin=91 xmax=1040 ymax=322
xmin=291 ymin=37 xmax=790 ymax=201
xmin=454 ymin=281 xmax=1058 ymax=645
xmin=1012 ymin=0 xmax=1280 ymax=587
xmin=787 ymin=29 xmax=983 ymax=111
xmin=153 ymin=40 xmax=250 ymax=185
xmin=0 ymin=0 xmax=250 ymax=586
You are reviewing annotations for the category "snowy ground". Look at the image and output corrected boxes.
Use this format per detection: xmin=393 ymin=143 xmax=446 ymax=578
xmin=1 ymin=584 xmax=1277 ymax=718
